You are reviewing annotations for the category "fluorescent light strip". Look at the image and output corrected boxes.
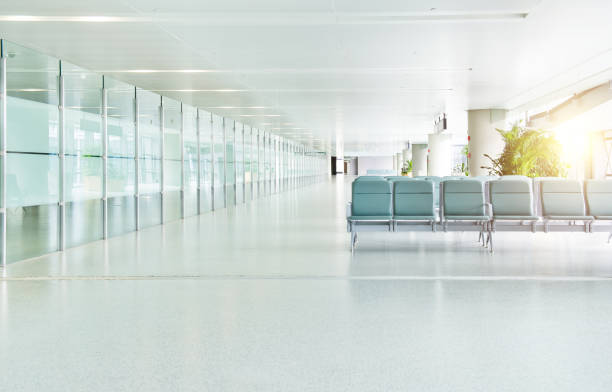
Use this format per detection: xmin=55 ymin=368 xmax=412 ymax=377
xmin=0 ymin=12 xmax=528 ymax=25
xmin=0 ymin=15 xmax=147 ymax=22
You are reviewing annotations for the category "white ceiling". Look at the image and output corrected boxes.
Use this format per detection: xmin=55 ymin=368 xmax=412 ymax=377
xmin=2 ymin=0 xmax=612 ymax=154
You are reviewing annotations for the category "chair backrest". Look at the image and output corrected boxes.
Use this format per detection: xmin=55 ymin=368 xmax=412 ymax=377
xmin=585 ymin=180 xmax=612 ymax=217
xmin=500 ymin=175 xmax=530 ymax=181
xmin=474 ymin=175 xmax=498 ymax=182
xmin=355 ymin=176 xmax=385 ymax=181
xmin=351 ymin=180 xmax=393 ymax=217
xmin=414 ymin=176 xmax=442 ymax=206
xmin=540 ymin=180 xmax=586 ymax=217
xmin=385 ymin=176 xmax=414 ymax=182
xmin=490 ymin=180 xmax=534 ymax=216
xmin=442 ymin=179 xmax=486 ymax=217
xmin=393 ymin=180 xmax=435 ymax=217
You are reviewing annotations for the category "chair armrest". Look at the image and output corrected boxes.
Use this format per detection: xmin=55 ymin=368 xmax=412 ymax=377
xmin=346 ymin=202 xmax=352 ymax=218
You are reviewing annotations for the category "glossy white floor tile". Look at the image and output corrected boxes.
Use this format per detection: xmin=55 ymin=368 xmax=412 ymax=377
xmin=2 ymin=177 xmax=612 ymax=391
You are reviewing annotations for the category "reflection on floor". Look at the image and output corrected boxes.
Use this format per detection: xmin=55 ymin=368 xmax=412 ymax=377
xmin=2 ymin=176 xmax=612 ymax=391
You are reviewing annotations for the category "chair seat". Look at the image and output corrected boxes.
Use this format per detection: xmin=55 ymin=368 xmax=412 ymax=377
xmin=544 ymin=215 xmax=594 ymax=220
xmin=393 ymin=215 xmax=436 ymax=221
xmin=594 ymin=216 xmax=612 ymax=220
xmin=348 ymin=216 xmax=393 ymax=221
xmin=494 ymin=215 xmax=540 ymax=221
xmin=444 ymin=215 xmax=490 ymax=221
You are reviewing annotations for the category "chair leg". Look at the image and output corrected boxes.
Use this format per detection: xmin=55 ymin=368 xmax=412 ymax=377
xmin=351 ymin=231 xmax=356 ymax=253
xmin=488 ymin=231 xmax=494 ymax=254
xmin=608 ymin=232 xmax=612 ymax=244
xmin=478 ymin=231 xmax=483 ymax=243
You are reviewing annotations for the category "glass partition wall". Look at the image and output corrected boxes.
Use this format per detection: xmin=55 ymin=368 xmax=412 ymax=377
xmin=0 ymin=38 xmax=329 ymax=265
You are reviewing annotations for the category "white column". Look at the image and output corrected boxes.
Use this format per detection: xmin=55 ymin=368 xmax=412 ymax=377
xmin=427 ymin=133 xmax=453 ymax=176
xmin=467 ymin=109 xmax=507 ymax=176
xmin=412 ymin=144 xmax=428 ymax=177
xmin=395 ymin=153 xmax=402 ymax=175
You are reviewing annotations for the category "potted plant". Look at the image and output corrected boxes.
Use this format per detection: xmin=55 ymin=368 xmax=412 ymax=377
xmin=453 ymin=146 xmax=470 ymax=176
xmin=481 ymin=124 xmax=567 ymax=177
xmin=401 ymin=160 xmax=413 ymax=176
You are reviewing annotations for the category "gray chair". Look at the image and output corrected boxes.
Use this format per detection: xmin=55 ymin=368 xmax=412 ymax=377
xmin=539 ymin=180 xmax=592 ymax=232
xmin=441 ymin=179 xmax=491 ymax=246
xmin=347 ymin=180 xmax=393 ymax=252
xmin=393 ymin=180 xmax=436 ymax=232
xmin=585 ymin=180 xmax=612 ymax=241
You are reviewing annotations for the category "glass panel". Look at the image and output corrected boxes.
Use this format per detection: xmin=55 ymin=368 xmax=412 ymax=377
xmin=65 ymin=199 xmax=103 ymax=248
xmin=138 ymin=89 xmax=161 ymax=159
xmin=139 ymin=193 xmax=161 ymax=228
xmin=251 ymin=128 xmax=258 ymax=199
xmin=6 ymin=154 xmax=59 ymax=208
xmin=5 ymin=41 xmax=59 ymax=106
xmin=163 ymin=190 xmax=181 ymax=222
xmin=108 ymin=157 xmax=135 ymax=197
xmin=199 ymin=110 xmax=213 ymax=213
xmin=63 ymin=62 xmax=103 ymax=156
xmin=137 ymin=89 xmax=161 ymax=195
xmin=163 ymin=160 xmax=182 ymax=191
xmin=64 ymin=156 xmax=103 ymax=201
xmin=108 ymin=195 xmax=136 ymax=237
xmin=184 ymin=189 xmax=198 ymax=217
xmin=139 ymin=157 xmax=161 ymax=194
xmin=6 ymin=204 xmax=59 ymax=263
xmin=5 ymin=41 xmax=61 ymax=263
xmin=106 ymin=77 xmax=135 ymax=158
xmin=212 ymin=114 xmax=225 ymax=209
xmin=7 ymin=96 xmax=59 ymax=153
xmin=183 ymin=105 xmax=198 ymax=216
xmin=235 ymin=122 xmax=244 ymax=204
xmin=244 ymin=125 xmax=251 ymax=201
xmin=225 ymin=119 xmax=235 ymax=206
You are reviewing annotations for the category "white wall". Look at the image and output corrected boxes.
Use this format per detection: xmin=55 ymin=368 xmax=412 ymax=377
xmin=428 ymin=133 xmax=453 ymax=176
xmin=357 ymin=156 xmax=394 ymax=176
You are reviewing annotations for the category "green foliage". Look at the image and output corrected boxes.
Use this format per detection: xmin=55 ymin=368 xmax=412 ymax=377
xmin=401 ymin=159 xmax=413 ymax=175
xmin=481 ymin=124 xmax=567 ymax=178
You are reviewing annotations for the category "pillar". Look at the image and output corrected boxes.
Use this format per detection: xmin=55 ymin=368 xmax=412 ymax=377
xmin=396 ymin=153 xmax=402 ymax=174
xmin=428 ymin=133 xmax=453 ymax=176
xmin=467 ymin=109 xmax=507 ymax=176
xmin=412 ymin=144 xmax=428 ymax=177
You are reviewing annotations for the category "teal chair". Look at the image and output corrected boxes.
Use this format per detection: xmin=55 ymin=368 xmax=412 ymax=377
xmin=441 ymin=180 xmax=490 ymax=221
xmin=488 ymin=180 xmax=540 ymax=252
xmin=441 ymin=179 xmax=491 ymax=248
xmin=585 ymin=180 xmax=612 ymax=241
xmin=539 ymin=180 xmax=593 ymax=232
xmin=414 ymin=176 xmax=442 ymax=208
xmin=393 ymin=180 xmax=436 ymax=232
xmin=347 ymin=180 xmax=393 ymax=252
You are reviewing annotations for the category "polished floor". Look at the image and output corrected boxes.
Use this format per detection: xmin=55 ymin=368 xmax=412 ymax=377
xmin=2 ymin=177 xmax=612 ymax=391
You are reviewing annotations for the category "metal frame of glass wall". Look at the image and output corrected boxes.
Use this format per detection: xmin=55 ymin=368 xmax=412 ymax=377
xmin=0 ymin=39 xmax=328 ymax=266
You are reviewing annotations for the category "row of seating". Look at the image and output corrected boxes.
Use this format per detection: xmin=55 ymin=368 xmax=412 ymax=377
xmin=346 ymin=175 xmax=612 ymax=253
